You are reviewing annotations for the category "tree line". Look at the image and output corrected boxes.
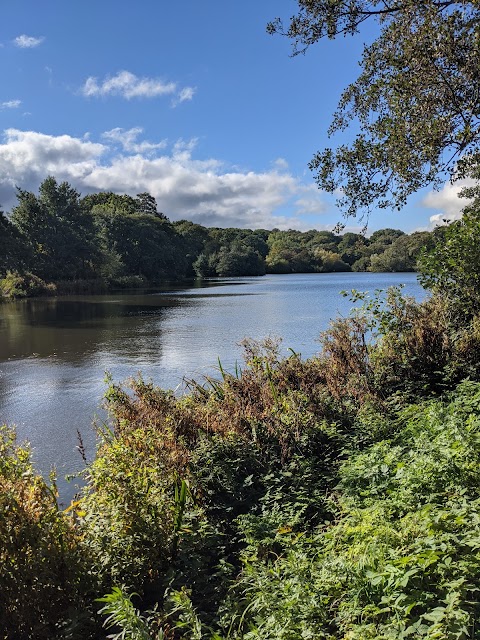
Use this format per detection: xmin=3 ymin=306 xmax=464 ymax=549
xmin=0 ymin=176 xmax=440 ymax=296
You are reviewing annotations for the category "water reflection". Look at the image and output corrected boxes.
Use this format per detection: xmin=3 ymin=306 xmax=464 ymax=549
xmin=0 ymin=297 xmax=175 ymax=362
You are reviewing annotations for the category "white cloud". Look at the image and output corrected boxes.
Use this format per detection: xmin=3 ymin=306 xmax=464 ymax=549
xmin=102 ymin=127 xmax=167 ymax=154
xmin=0 ymin=100 xmax=21 ymax=109
xmin=80 ymin=70 xmax=196 ymax=105
xmin=273 ymin=158 xmax=289 ymax=171
xmin=171 ymin=86 xmax=196 ymax=107
xmin=178 ymin=86 xmax=195 ymax=102
xmin=80 ymin=70 xmax=195 ymax=104
xmin=14 ymin=35 xmax=45 ymax=48
xmin=422 ymin=179 xmax=475 ymax=226
xmin=0 ymin=128 xmax=329 ymax=229
xmin=294 ymin=184 xmax=327 ymax=215
xmin=0 ymin=129 xmax=105 ymax=204
xmin=295 ymin=197 xmax=327 ymax=215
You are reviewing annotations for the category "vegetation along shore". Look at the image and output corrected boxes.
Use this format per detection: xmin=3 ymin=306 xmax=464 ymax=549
xmin=1 ymin=176 xmax=438 ymax=301
xmin=2 ymin=223 xmax=480 ymax=637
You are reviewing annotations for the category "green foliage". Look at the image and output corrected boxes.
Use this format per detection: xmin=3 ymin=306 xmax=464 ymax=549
xmin=0 ymin=426 xmax=92 ymax=639
xmin=269 ymin=1 xmax=480 ymax=217
xmin=193 ymin=252 xmax=215 ymax=278
xmin=79 ymin=425 xmax=179 ymax=591
xmin=266 ymin=231 xmax=317 ymax=273
xmin=4 ymin=284 xmax=480 ymax=638
xmin=0 ymin=210 xmax=27 ymax=275
xmin=97 ymin=587 xmax=165 ymax=640
xmin=266 ymin=230 xmax=352 ymax=273
xmin=82 ymin=191 xmax=138 ymax=215
xmin=328 ymin=287 xmax=480 ymax=401
xmin=167 ymin=588 xmax=212 ymax=640
xmin=1 ymin=176 xmax=442 ymax=294
xmin=370 ymin=232 xmax=433 ymax=273
xmin=92 ymin=208 xmax=187 ymax=282
xmin=226 ymin=383 xmax=480 ymax=639
xmin=371 ymin=296 xmax=480 ymax=398
xmin=174 ymin=221 xmax=210 ymax=277
xmin=193 ymin=228 xmax=268 ymax=277
xmin=0 ymin=270 xmax=56 ymax=299
xmin=11 ymin=176 xmax=101 ymax=281
xmin=6 ymin=173 xmax=480 ymax=640
xmin=215 ymin=244 xmax=266 ymax=277
xmin=419 ymin=203 xmax=480 ymax=315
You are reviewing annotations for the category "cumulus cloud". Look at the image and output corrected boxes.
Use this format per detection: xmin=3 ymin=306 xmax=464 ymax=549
xmin=422 ymin=179 xmax=475 ymax=226
xmin=0 ymin=100 xmax=21 ymax=109
xmin=80 ymin=70 xmax=195 ymax=105
xmin=0 ymin=129 xmax=105 ymax=206
xmin=0 ymin=128 xmax=329 ymax=229
xmin=14 ymin=35 xmax=45 ymax=48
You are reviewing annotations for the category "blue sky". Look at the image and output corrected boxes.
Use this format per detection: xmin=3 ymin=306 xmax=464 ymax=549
xmin=0 ymin=0 xmax=465 ymax=232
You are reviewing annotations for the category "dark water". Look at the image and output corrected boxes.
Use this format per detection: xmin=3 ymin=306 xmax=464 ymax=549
xmin=0 ymin=272 xmax=425 ymax=499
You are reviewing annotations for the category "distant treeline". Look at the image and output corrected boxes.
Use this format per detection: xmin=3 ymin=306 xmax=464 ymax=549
xmin=1 ymin=176 xmax=439 ymax=296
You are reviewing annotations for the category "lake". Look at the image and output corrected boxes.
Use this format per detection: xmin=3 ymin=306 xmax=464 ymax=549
xmin=0 ymin=272 xmax=425 ymax=500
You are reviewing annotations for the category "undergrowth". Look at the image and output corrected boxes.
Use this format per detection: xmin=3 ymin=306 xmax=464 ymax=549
xmin=2 ymin=290 xmax=480 ymax=638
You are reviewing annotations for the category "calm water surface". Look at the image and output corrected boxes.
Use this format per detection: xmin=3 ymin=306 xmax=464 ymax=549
xmin=0 ymin=272 xmax=425 ymax=499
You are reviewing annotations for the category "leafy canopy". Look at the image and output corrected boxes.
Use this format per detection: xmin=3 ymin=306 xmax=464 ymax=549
xmin=268 ymin=1 xmax=480 ymax=218
xmin=10 ymin=176 xmax=100 ymax=280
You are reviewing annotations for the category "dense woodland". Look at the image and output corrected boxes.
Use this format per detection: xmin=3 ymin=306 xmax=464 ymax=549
xmin=0 ymin=176 xmax=438 ymax=299
xmin=4 ymin=0 xmax=480 ymax=637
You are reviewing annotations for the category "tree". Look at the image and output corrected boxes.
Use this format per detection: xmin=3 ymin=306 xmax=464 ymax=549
xmin=91 ymin=202 xmax=189 ymax=282
xmin=11 ymin=177 xmax=100 ymax=280
xmin=215 ymin=242 xmax=266 ymax=276
xmin=82 ymin=192 xmax=137 ymax=215
xmin=419 ymin=202 xmax=480 ymax=313
xmin=337 ymin=232 xmax=367 ymax=266
xmin=370 ymin=231 xmax=432 ymax=272
xmin=266 ymin=230 xmax=317 ymax=272
xmin=314 ymin=248 xmax=351 ymax=272
xmin=135 ymin=192 xmax=166 ymax=219
xmin=0 ymin=210 xmax=27 ymax=275
xmin=195 ymin=228 xmax=269 ymax=277
xmin=268 ymin=1 xmax=480 ymax=218
xmin=173 ymin=220 xmax=210 ymax=277
xmin=193 ymin=252 xmax=215 ymax=278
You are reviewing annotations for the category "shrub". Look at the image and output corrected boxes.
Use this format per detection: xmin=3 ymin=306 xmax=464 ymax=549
xmin=226 ymin=383 xmax=480 ymax=640
xmin=319 ymin=288 xmax=480 ymax=404
xmin=419 ymin=204 xmax=480 ymax=315
xmin=78 ymin=379 xmax=192 ymax=594
xmin=370 ymin=294 xmax=480 ymax=399
xmin=0 ymin=426 xmax=92 ymax=639
xmin=0 ymin=270 xmax=56 ymax=299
